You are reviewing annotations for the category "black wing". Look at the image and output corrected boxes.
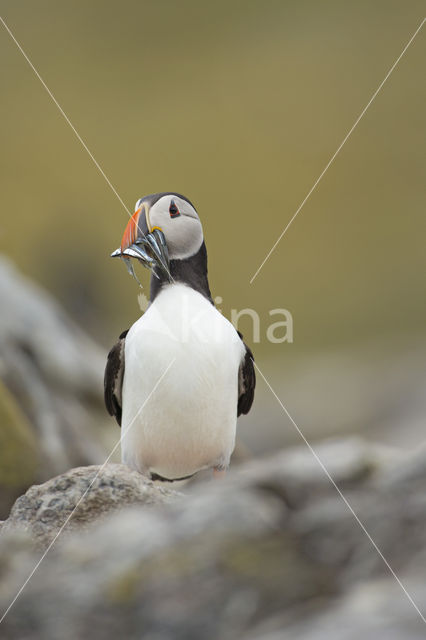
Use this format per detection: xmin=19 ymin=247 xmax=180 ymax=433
xmin=237 ymin=331 xmax=256 ymax=416
xmin=104 ymin=330 xmax=128 ymax=426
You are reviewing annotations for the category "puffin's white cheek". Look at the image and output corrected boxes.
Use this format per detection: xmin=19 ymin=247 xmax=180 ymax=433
xmin=166 ymin=218 xmax=203 ymax=260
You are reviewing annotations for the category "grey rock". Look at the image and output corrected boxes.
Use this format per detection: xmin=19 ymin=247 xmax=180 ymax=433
xmin=0 ymin=438 xmax=425 ymax=639
xmin=252 ymin=575 xmax=426 ymax=640
xmin=232 ymin=436 xmax=399 ymax=507
xmin=2 ymin=463 xmax=179 ymax=548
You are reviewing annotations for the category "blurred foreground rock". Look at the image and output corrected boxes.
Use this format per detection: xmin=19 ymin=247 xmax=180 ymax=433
xmin=1 ymin=437 xmax=425 ymax=639
xmin=0 ymin=257 xmax=112 ymax=515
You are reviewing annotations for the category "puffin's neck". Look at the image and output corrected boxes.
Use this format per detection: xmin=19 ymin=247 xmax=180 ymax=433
xmin=149 ymin=241 xmax=213 ymax=304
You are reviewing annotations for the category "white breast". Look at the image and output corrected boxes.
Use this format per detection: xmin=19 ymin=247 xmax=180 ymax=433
xmin=121 ymin=283 xmax=245 ymax=479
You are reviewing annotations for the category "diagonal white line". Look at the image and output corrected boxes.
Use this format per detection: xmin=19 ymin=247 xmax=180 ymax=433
xmin=253 ymin=360 xmax=426 ymax=624
xmin=249 ymin=17 xmax=425 ymax=284
xmin=0 ymin=15 xmax=176 ymax=284
xmin=0 ymin=16 xmax=132 ymax=218
xmin=0 ymin=358 xmax=176 ymax=625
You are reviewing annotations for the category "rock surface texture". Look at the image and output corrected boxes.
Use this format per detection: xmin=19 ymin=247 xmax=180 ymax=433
xmin=2 ymin=464 xmax=179 ymax=548
xmin=1 ymin=437 xmax=425 ymax=639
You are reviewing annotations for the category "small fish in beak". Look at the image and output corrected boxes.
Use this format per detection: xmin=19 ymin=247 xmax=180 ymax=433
xmin=111 ymin=204 xmax=171 ymax=283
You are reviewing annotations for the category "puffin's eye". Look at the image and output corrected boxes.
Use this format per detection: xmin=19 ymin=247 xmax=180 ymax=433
xmin=169 ymin=200 xmax=180 ymax=218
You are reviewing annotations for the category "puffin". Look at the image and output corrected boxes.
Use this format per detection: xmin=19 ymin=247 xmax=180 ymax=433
xmin=104 ymin=192 xmax=255 ymax=481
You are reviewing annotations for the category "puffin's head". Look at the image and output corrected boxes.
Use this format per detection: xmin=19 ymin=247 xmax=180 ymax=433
xmin=111 ymin=192 xmax=203 ymax=281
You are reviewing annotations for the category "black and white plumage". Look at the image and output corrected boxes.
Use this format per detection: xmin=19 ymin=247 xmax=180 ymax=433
xmin=104 ymin=192 xmax=255 ymax=481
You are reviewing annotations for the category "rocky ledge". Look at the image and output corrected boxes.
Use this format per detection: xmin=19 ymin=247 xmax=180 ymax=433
xmin=0 ymin=437 xmax=425 ymax=639
xmin=1 ymin=463 xmax=178 ymax=548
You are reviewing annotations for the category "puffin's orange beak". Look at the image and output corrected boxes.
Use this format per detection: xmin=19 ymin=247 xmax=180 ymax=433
xmin=120 ymin=206 xmax=150 ymax=252
xmin=110 ymin=203 xmax=170 ymax=281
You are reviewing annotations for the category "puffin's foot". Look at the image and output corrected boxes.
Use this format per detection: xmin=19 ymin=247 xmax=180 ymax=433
xmin=213 ymin=467 xmax=226 ymax=479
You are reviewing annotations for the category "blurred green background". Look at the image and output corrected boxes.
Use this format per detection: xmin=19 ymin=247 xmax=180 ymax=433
xmin=1 ymin=1 xmax=425 ymax=452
